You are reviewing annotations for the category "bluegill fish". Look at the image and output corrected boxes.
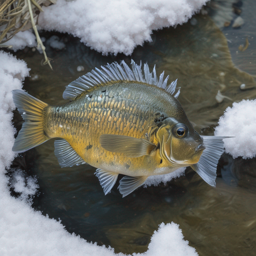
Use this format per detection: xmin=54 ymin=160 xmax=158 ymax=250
xmin=12 ymin=61 xmax=227 ymax=197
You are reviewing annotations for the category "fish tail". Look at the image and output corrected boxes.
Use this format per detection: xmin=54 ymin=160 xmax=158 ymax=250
xmin=12 ymin=90 xmax=49 ymax=153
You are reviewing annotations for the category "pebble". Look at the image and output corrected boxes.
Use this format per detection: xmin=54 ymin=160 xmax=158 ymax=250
xmin=240 ymin=84 xmax=246 ymax=90
xmin=232 ymin=16 xmax=244 ymax=28
xmin=77 ymin=66 xmax=85 ymax=72
xmin=190 ymin=18 xmax=197 ymax=26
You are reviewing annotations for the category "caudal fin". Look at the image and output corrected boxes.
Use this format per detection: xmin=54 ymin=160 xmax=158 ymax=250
xmin=191 ymin=136 xmax=230 ymax=187
xmin=12 ymin=90 xmax=49 ymax=153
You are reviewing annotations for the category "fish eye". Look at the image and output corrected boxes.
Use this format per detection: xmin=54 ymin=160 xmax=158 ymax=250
xmin=172 ymin=123 xmax=187 ymax=138
xmin=177 ymin=127 xmax=185 ymax=137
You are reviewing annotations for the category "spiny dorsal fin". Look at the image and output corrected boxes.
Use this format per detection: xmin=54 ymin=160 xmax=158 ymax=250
xmin=63 ymin=60 xmax=180 ymax=100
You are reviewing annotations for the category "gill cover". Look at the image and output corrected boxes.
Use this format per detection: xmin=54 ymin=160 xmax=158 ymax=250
xmin=156 ymin=123 xmax=176 ymax=165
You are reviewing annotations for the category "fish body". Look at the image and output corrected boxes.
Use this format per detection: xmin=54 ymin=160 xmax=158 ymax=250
xmin=12 ymin=61 xmax=227 ymax=197
xmin=45 ymin=82 xmax=189 ymax=176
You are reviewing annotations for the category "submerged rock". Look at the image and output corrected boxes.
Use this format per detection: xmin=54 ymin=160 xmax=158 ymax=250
xmin=232 ymin=16 xmax=245 ymax=28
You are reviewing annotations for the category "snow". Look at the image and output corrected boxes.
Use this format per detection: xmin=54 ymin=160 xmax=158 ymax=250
xmin=215 ymin=100 xmax=256 ymax=159
xmin=144 ymin=168 xmax=186 ymax=187
xmin=0 ymin=50 xmax=198 ymax=256
xmin=143 ymin=223 xmax=198 ymax=256
xmin=5 ymin=31 xmax=36 ymax=51
xmin=10 ymin=169 xmax=39 ymax=203
xmin=3 ymin=0 xmax=208 ymax=54
xmin=39 ymin=0 xmax=209 ymax=55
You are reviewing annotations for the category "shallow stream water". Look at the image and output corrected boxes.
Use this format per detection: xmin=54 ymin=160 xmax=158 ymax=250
xmin=11 ymin=0 xmax=256 ymax=255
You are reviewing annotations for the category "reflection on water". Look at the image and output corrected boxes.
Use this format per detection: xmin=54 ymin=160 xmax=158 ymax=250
xmin=12 ymin=0 xmax=256 ymax=255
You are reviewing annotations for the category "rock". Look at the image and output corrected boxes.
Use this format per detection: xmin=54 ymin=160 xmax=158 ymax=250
xmin=232 ymin=16 xmax=244 ymax=28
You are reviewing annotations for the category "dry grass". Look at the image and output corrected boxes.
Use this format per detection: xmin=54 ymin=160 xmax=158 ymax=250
xmin=0 ymin=0 xmax=56 ymax=69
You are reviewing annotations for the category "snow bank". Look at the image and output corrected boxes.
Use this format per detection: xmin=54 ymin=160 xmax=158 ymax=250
xmin=0 ymin=50 xmax=198 ymax=256
xmin=5 ymin=31 xmax=36 ymax=51
xmin=215 ymin=100 xmax=256 ymax=159
xmin=143 ymin=223 xmax=198 ymax=256
xmin=144 ymin=168 xmax=186 ymax=187
xmin=39 ymin=0 xmax=208 ymax=55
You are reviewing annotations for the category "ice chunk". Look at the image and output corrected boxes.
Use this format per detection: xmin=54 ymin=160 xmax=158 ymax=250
xmin=47 ymin=35 xmax=66 ymax=50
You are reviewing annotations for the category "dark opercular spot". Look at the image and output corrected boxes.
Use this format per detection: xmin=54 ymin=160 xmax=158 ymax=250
xmin=154 ymin=112 xmax=168 ymax=125
xmin=86 ymin=144 xmax=93 ymax=150
xmin=89 ymin=95 xmax=93 ymax=98
xmin=125 ymin=164 xmax=130 ymax=169
xmin=101 ymin=90 xmax=106 ymax=93
xmin=160 ymin=159 xmax=163 ymax=164
xmin=43 ymin=131 xmax=47 ymax=136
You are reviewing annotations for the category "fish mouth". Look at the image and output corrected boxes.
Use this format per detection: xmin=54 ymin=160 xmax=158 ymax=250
xmin=195 ymin=144 xmax=205 ymax=153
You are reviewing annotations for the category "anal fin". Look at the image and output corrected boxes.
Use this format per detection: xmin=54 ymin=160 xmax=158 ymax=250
xmin=95 ymin=169 xmax=118 ymax=195
xmin=118 ymin=176 xmax=147 ymax=197
xmin=54 ymin=139 xmax=86 ymax=168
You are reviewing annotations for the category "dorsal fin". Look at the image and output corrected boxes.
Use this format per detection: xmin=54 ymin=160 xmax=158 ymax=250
xmin=63 ymin=60 xmax=180 ymax=100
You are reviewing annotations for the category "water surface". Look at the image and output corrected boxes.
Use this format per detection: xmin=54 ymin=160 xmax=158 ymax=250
xmin=11 ymin=0 xmax=256 ymax=255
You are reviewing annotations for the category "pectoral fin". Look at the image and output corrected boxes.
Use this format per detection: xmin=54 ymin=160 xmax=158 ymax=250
xmin=95 ymin=169 xmax=118 ymax=195
xmin=100 ymin=134 xmax=155 ymax=157
xmin=118 ymin=176 xmax=147 ymax=197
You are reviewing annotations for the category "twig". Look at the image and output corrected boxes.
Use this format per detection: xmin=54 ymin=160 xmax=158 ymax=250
xmin=0 ymin=44 xmax=13 ymax=48
xmin=26 ymin=0 xmax=52 ymax=69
